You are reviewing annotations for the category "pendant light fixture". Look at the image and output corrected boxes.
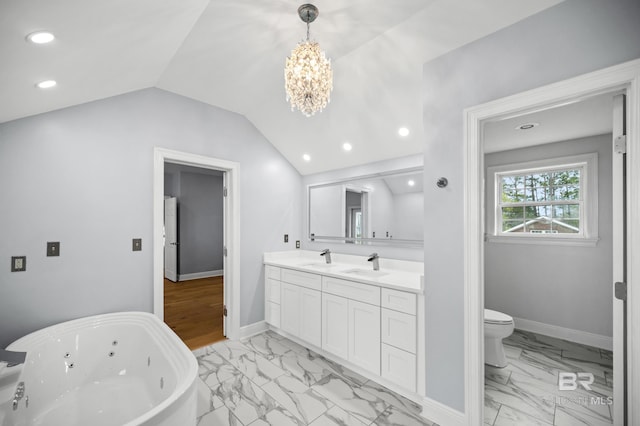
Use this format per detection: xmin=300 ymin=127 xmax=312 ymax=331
xmin=284 ymin=4 xmax=333 ymax=117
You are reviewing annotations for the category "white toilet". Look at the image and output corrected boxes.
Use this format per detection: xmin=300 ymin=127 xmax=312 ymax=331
xmin=484 ymin=309 xmax=515 ymax=368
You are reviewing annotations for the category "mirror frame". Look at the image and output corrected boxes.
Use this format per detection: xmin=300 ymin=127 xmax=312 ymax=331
xmin=306 ymin=166 xmax=424 ymax=246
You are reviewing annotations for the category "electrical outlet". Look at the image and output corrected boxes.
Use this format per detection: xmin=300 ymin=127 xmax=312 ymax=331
xmin=132 ymin=238 xmax=142 ymax=251
xmin=295 ymin=240 xmax=300 ymax=249
xmin=284 ymin=234 xmax=289 ymax=243
xmin=11 ymin=256 xmax=26 ymax=272
xmin=47 ymin=242 xmax=60 ymax=257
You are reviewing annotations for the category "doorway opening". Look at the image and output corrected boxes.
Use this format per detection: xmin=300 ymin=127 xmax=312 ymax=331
xmin=153 ymin=148 xmax=241 ymax=346
xmin=163 ymin=163 xmax=225 ymax=349
xmin=481 ymin=91 xmax=619 ymax=425
xmin=463 ymin=59 xmax=640 ymax=426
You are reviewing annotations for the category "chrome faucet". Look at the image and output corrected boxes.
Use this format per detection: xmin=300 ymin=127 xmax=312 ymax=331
xmin=1 ymin=349 xmax=26 ymax=367
xmin=368 ymin=253 xmax=380 ymax=271
xmin=320 ymin=249 xmax=332 ymax=264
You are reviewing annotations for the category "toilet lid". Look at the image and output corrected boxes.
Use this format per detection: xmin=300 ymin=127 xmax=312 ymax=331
xmin=484 ymin=309 xmax=513 ymax=324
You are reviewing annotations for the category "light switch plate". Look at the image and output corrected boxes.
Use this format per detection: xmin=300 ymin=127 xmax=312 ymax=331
xmin=132 ymin=238 xmax=142 ymax=251
xmin=47 ymin=242 xmax=60 ymax=257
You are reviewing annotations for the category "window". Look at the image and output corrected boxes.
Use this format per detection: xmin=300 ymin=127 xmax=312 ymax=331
xmin=487 ymin=153 xmax=598 ymax=245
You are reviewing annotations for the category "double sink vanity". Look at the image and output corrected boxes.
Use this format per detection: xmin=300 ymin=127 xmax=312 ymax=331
xmin=263 ymin=250 xmax=425 ymax=406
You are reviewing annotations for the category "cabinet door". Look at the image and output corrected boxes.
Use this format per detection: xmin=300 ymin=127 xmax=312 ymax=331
xmin=300 ymin=288 xmax=322 ymax=348
xmin=348 ymin=300 xmax=381 ymax=375
xmin=322 ymin=293 xmax=349 ymax=359
xmin=281 ymin=283 xmax=300 ymax=337
xmin=267 ymin=302 xmax=281 ymax=328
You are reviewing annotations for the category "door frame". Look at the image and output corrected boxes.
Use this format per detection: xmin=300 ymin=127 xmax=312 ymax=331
xmin=463 ymin=58 xmax=640 ymax=424
xmin=153 ymin=147 xmax=241 ymax=340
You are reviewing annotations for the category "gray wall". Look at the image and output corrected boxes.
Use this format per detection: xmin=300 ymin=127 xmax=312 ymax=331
xmin=485 ymin=134 xmax=613 ymax=337
xmin=164 ymin=164 xmax=224 ymax=275
xmin=302 ymin=154 xmax=424 ymax=261
xmin=0 ymin=88 xmax=302 ymax=347
xmin=421 ymin=0 xmax=640 ymax=411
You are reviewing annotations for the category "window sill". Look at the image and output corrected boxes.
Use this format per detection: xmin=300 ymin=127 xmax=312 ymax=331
xmin=486 ymin=235 xmax=599 ymax=247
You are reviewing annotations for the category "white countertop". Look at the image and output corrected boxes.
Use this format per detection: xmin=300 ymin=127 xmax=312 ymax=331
xmin=264 ymin=250 xmax=424 ymax=294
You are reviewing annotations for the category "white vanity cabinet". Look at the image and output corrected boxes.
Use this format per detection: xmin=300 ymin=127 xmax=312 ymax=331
xmin=264 ymin=259 xmax=422 ymax=396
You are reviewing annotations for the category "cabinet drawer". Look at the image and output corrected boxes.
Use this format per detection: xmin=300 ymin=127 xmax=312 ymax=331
xmin=265 ymin=265 xmax=281 ymax=280
xmin=381 ymin=308 xmax=416 ymax=353
xmin=266 ymin=302 xmax=281 ymax=328
xmin=266 ymin=278 xmax=281 ymax=304
xmin=381 ymin=288 xmax=416 ymax=315
xmin=381 ymin=344 xmax=416 ymax=392
xmin=281 ymin=268 xmax=321 ymax=291
xmin=322 ymin=276 xmax=380 ymax=306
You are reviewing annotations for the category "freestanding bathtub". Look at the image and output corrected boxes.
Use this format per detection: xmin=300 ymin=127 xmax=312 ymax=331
xmin=0 ymin=312 xmax=198 ymax=426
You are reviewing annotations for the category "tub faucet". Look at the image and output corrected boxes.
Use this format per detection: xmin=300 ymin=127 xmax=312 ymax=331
xmin=12 ymin=382 xmax=25 ymax=411
xmin=0 ymin=349 xmax=26 ymax=367
xmin=320 ymin=249 xmax=332 ymax=264
xmin=368 ymin=253 xmax=380 ymax=271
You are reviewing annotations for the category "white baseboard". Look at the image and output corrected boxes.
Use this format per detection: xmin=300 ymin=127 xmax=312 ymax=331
xmin=420 ymin=397 xmax=466 ymax=426
xmin=239 ymin=321 xmax=268 ymax=339
xmin=513 ymin=317 xmax=613 ymax=351
xmin=179 ymin=270 xmax=223 ymax=281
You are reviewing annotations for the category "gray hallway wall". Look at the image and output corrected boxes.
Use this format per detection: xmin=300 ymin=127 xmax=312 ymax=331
xmin=165 ymin=163 xmax=224 ymax=276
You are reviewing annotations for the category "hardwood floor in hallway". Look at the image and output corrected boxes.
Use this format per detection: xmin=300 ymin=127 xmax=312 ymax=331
xmin=164 ymin=276 xmax=225 ymax=350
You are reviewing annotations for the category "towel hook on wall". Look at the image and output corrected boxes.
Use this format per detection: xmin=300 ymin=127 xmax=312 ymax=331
xmin=436 ymin=177 xmax=448 ymax=188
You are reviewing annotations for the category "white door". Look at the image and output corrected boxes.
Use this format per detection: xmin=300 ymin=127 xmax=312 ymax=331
xmin=164 ymin=197 xmax=178 ymax=282
xmin=300 ymin=288 xmax=322 ymax=348
xmin=348 ymin=299 xmax=381 ymax=375
xmin=222 ymin=172 xmax=229 ymax=337
xmin=612 ymin=94 xmax=626 ymax=423
xmin=322 ymin=293 xmax=349 ymax=359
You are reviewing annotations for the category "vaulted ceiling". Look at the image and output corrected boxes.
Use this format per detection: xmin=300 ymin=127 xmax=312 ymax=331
xmin=2 ymin=0 xmax=563 ymax=174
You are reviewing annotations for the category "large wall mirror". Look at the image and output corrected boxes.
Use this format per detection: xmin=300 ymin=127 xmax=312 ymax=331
xmin=308 ymin=167 xmax=424 ymax=246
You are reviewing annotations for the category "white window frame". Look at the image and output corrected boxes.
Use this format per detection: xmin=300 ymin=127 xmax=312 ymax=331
xmin=486 ymin=152 xmax=599 ymax=246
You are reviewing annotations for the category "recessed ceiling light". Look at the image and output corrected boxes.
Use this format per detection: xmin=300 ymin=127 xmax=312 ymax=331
xmin=36 ymin=80 xmax=57 ymax=89
xmin=302 ymin=154 xmax=311 ymax=162
xmin=27 ymin=31 xmax=55 ymax=44
xmin=408 ymin=180 xmax=415 ymax=187
xmin=398 ymin=127 xmax=410 ymax=137
xmin=515 ymin=122 xmax=539 ymax=130
xmin=342 ymin=142 xmax=352 ymax=151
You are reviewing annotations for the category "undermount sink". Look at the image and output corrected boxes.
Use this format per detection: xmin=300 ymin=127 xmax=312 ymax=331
xmin=340 ymin=268 xmax=389 ymax=278
xmin=298 ymin=262 xmax=334 ymax=268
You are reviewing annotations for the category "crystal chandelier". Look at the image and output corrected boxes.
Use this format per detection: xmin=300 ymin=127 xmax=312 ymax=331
xmin=284 ymin=4 xmax=333 ymax=117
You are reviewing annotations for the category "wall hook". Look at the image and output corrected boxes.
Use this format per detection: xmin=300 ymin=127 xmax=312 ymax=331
xmin=436 ymin=177 xmax=448 ymax=188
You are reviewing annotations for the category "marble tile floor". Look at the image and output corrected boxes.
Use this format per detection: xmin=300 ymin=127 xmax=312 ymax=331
xmin=485 ymin=329 xmax=614 ymax=426
xmin=193 ymin=330 xmax=439 ymax=426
